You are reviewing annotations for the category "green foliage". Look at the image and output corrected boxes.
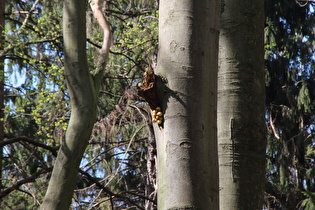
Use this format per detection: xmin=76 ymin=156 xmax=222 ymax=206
xmin=302 ymin=191 xmax=315 ymax=210
xmin=297 ymin=80 xmax=312 ymax=113
xmin=264 ymin=0 xmax=315 ymax=208
xmin=2 ymin=0 xmax=158 ymax=209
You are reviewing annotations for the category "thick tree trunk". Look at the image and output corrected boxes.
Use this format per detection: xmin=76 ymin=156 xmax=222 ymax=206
xmin=0 ymin=0 xmax=4 ymax=190
xmin=155 ymin=0 xmax=220 ymax=209
xmin=218 ymin=0 xmax=266 ymax=209
xmin=40 ymin=1 xmax=97 ymax=209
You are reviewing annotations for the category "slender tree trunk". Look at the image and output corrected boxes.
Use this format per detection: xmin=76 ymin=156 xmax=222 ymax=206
xmin=154 ymin=0 xmax=220 ymax=209
xmin=40 ymin=1 xmax=95 ymax=209
xmin=218 ymin=0 xmax=266 ymax=209
xmin=40 ymin=0 xmax=112 ymax=208
xmin=0 ymin=0 xmax=5 ymax=191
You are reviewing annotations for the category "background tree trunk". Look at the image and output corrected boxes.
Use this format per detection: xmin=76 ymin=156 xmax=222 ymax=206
xmin=0 ymin=0 xmax=5 ymax=191
xmin=40 ymin=0 xmax=99 ymax=209
xmin=218 ymin=0 xmax=266 ymax=209
xmin=154 ymin=0 xmax=220 ymax=209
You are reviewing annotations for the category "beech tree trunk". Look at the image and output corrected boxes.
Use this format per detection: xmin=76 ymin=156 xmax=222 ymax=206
xmin=218 ymin=0 xmax=266 ymax=209
xmin=40 ymin=0 xmax=111 ymax=209
xmin=154 ymin=0 xmax=220 ymax=209
xmin=40 ymin=1 xmax=96 ymax=209
xmin=0 ymin=0 xmax=4 ymax=190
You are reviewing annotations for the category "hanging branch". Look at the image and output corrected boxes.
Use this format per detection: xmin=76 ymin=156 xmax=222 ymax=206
xmin=269 ymin=111 xmax=280 ymax=140
xmin=295 ymin=0 xmax=315 ymax=7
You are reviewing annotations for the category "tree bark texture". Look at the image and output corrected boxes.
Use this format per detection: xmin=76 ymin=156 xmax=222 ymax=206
xmin=155 ymin=0 xmax=220 ymax=209
xmin=0 ymin=0 xmax=4 ymax=190
xmin=40 ymin=1 xmax=97 ymax=209
xmin=218 ymin=0 xmax=266 ymax=209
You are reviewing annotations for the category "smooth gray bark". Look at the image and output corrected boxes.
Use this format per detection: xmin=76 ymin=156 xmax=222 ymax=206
xmin=40 ymin=1 xmax=96 ymax=209
xmin=40 ymin=0 xmax=111 ymax=209
xmin=218 ymin=0 xmax=266 ymax=209
xmin=155 ymin=0 xmax=220 ymax=209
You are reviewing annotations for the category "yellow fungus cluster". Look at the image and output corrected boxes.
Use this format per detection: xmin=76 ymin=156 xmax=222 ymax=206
xmin=151 ymin=107 xmax=163 ymax=125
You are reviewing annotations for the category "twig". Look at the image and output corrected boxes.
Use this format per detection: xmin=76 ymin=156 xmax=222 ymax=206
xmin=18 ymin=0 xmax=40 ymax=34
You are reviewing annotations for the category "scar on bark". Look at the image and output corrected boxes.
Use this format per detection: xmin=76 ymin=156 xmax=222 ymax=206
xmin=137 ymin=66 xmax=163 ymax=125
xmin=137 ymin=66 xmax=160 ymax=110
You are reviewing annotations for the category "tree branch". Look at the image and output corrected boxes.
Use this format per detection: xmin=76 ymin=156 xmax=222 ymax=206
xmin=295 ymin=0 xmax=315 ymax=6
xmin=0 ymin=167 xmax=52 ymax=199
xmin=1 ymin=136 xmax=58 ymax=156
xmin=90 ymin=0 xmax=112 ymax=77
xmin=0 ymin=36 xmax=62 ymax=58
xmin=18 ymin=0 xmax=40 ymax=34
xmin=269 ymin=111 xmax=280 ymax=140
xmin=78 ymin=169 xmax=145 ymax=210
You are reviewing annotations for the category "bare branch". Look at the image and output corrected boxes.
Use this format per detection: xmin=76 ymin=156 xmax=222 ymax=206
xmin=269 ymin=111 xmax=280 ymax=140
xmin=13 ymin=11 xmax=39 ymax=14
xmin=0 ymin=36 xmax=62 ymax=58
xmin=90 ymin=0 xmax=112 ymax=76
xmin=18 ymin=0 xmax=40 ymax=34
xmin=295 ymin=0 xmax=315 ymax=6
xmin=0 ymin=168 xmax=52 ymax=199
xmin=78 ymin=169 xmax=145 ymax=210
xmin=1 ymin=136 xmax=58 ymax=156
